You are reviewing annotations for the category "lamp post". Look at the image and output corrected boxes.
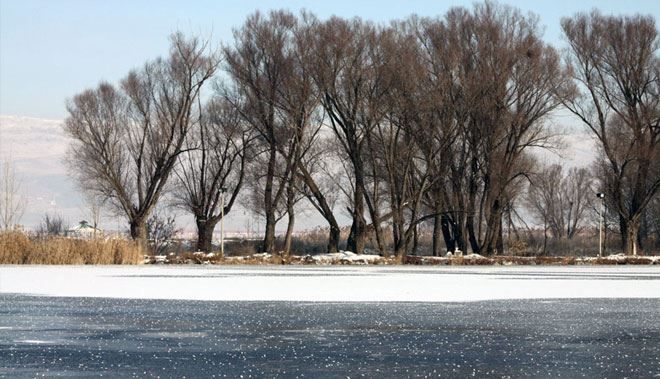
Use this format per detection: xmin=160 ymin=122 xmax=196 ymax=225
xmin=596 ymin=193 xmax=605 ymax=257
xmin=220 ymin=188 xmax=227 ymax=258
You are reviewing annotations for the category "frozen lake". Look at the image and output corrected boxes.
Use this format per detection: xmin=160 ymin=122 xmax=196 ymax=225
xmin=1 ymin=266 xmax=659 ymax=377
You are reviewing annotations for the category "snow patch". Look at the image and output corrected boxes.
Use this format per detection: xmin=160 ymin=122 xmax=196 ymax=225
xmin=312 ymin=251 xmax=384 ymax=265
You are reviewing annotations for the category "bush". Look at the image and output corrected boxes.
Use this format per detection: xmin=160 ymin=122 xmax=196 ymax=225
xmin=146 ymin=211 xmax=180 ymax=255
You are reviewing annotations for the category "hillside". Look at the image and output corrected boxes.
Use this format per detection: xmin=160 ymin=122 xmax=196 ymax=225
xmin=0 ymin=115 xmax=82 ymax=227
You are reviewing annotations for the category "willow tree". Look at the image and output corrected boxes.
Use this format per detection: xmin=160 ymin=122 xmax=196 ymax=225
xmin=224 ymin=11 xmax=301 ymax=254
xmin=173 ymin=98 xmax=252 ymax=253
xmin=561 ymin=12 xmax=659 ymax=255
xmin=307 ymin=17 xmax=392 ymax=254
xmin=65 ymin=34 xmax=219 ymax=247
xmin=437 ymin=3 xmax=571 ymax=255
xmin=525 ymin=164 xmax=592 ymax=241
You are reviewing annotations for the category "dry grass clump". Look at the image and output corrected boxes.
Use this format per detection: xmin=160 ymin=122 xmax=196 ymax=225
xmin=592 ymin=256 xmax=655 ymax=265
xmin=0 ymin=231 xmax=31 ymax=264
xmin=226 ymin=240 xmax=259 ymax=257
xmin=0 ymin=231 xmax=142 ymax=265
xmin=404 ymin=254 xmax=658 ymax=266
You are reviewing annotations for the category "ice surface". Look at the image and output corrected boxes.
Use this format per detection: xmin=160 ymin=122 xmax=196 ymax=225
xmin=2 ymin=296 xmax=658 ymax=377
xmin=1 ymin=265 xmax=658 ymax=302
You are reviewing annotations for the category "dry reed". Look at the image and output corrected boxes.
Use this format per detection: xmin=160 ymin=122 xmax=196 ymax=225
xmin=0 ymin=231 xmax=142 ymax=265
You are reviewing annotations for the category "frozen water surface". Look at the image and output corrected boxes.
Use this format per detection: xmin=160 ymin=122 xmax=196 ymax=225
xmin=1 ymin=265 xmax=659 ymax=302
xmin=1 ymin=266 xmax=659 ymax=377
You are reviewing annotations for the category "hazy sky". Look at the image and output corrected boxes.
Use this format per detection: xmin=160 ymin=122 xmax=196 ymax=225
xmin=1 ymin=0 xmax=659 ymax=119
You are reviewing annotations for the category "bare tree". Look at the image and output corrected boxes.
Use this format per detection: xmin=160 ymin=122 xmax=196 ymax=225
xmin=226 ymin=11 xmax=339 ymax=255
xmin=64 ymin=33 xmax=219 ymax=248
xmin=36 ymin=213 xmax=65 ymax=237
xmin=146 ymin=210 xmax=181 ymax=255
xmin=647 ymin=193 xmax=660 ymax=250
xmin=561 ymin=11 xmax=659 ymax=255
xmin=367 ymin=21 xmax=439 ymax=260
xmin=0 ymin=156 xmax=27 ymax=231
xmin=83 ymin=193 xmax=105 ymax=238
xmin=296 ymin=136 xmax=343 ymax=254
xmin=378 ymin=4 xmax=570 ymax=257
xmin=526 ymin=164 xmax=592 ymax=241
xmin=411 ymin=15 xmax=467 ymax=256
xmin=225 ymin=11 xmax=301 ymax=254
xmin=429 ymin=3 xmax=571 ymax=255
xmin=173 ymin=97 xmax=252 ymax=253
xmin=277 ymin=14 xmax=340 ymax=256
xmin=307 ymin=17 xmax=392 ymax=254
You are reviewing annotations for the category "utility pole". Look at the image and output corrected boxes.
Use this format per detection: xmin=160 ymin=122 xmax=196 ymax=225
xmin=597 ymin=193 xmax=605 ymax=257
xmin=220 ymin=188 xmax=226 ymax=258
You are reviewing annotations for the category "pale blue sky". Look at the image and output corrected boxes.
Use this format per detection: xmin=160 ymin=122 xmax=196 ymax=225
xmin=1 ymin=0 xmax=659 ymax=119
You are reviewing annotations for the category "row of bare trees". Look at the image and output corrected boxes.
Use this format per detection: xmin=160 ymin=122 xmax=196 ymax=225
xmin=64 ymin=3 xmax=659 ymax=257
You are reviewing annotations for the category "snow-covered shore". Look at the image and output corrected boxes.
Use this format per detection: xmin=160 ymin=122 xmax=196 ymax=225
xmin=1 ymin=265 xmax=658 ymax=302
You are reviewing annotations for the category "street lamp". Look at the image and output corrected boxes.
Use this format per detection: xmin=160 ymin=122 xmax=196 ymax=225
xmin=220 ymin=187 xmax=227 ymax=258
xmin=596 ymin=192 xmax=605 ymax=257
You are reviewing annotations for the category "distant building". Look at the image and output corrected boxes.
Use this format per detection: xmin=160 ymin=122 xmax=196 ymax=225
xmin=66 ymin=220 xmax=102 ymax=239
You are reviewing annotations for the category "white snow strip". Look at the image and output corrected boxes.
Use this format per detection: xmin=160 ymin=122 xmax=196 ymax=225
xmin=16 ymin=340 xmax=55 ymax=345
xmin=0 ymin=265 xmax=658 ymax=302
xmin=311 ymin=251 xmax=383 ymax=264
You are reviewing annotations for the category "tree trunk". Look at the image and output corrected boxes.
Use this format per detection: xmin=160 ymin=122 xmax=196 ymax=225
xmin=129 ymin=217 xmax=148 ymax=252
xmin=455 ymin=212 xmax=467 ymax=252
xmin=432 ymin=212 xmax=443 ymax=257
xmin=263 ymin=212 xmax=276 ymax=254
xmin=542 ymin=217 xmax=548 ymax=256
xmin=638 ymin=210 xmax=648 ymax=251
xmin=392 ymin=208 xmax=405 ymax=258
xmin=347 ymin=217 xmax=366 ymax=254
xmin=298 ymin=164 xmax=340 ymax=254
xmin=371 ymin=213 xmax=386 ymax=255
xmin=284 ymin=211 xmax=295 ymax=258
xmin=327 ymin=222 xmax=340 ymax=255
xmin=619 ymin=215 xmax=628 ymax=252
xmin=441 ymin=214 xmax=455 ymax=254
xmin=347 ymin=184 xmax=366 ymax=254
xmin=496 ymin=215 xmax=504 ymax=254
xmin=483 ymin=200 xmax=502 ymax=256
xmin=411 ymin=224 xmax=419 ymax=257
xmin=195 ymin=217 xmax=218 ymax=254
xmin=625 ymin=217 xmax=641 ymax=256
xmin=466 ymin=215 xmax=480 ymax=254
xmin=262 ymin=147 xmax=277 ymax=254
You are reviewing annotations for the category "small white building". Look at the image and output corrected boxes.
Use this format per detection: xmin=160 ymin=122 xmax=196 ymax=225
xmin=66 ymin=220 xmax=102 ymax=239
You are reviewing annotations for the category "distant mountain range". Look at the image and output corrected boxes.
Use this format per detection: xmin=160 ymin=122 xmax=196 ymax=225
xmin=0 ymin=115 xmax=597 ymax=232
xmin=0 ymin=115 xmax=274 ymax=233
xmin=0 ymin=115 xmax=83 ymax=228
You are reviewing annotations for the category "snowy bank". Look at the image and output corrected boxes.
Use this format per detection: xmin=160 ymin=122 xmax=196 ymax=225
xmin=142 ymin=251 xmax=660 ymax=266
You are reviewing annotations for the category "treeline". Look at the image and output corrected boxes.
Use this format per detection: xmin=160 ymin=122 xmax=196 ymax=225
xmin=64 ymin=2 xmax=659 ymax=258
